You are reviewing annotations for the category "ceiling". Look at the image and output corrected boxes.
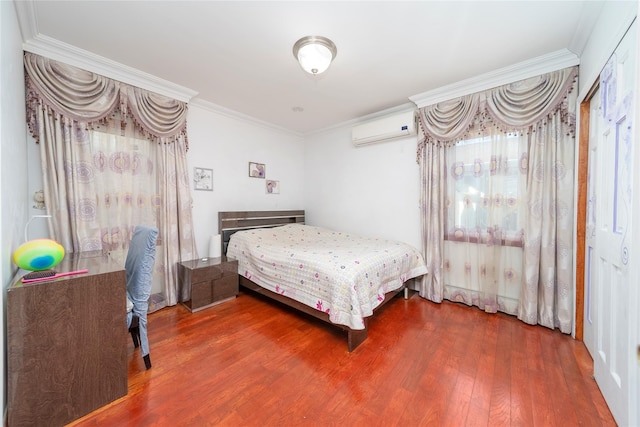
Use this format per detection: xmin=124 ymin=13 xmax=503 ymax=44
xmin=16 ymin=1 xmax=605 ymax=135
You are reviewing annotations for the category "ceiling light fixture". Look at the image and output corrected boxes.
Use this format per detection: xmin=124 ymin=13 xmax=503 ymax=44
xmin=292 ymin=36 xmax=337 ymax=75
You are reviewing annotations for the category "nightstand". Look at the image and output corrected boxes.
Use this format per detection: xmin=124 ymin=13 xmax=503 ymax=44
xmin=177 ymin=256 xmax=239 ymax=312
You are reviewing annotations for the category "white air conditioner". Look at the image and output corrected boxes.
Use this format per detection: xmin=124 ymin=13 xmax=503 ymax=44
xmin=351 ymin=110 xmax=417 ymax=146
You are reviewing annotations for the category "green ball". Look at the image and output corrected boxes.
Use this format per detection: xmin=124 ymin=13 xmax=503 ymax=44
xmin=13 ymin=239 xmax=65 ymax=271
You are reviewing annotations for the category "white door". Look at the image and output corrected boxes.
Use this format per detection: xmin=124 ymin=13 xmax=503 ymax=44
xmin=584 ymin=20 xmax=637 ymax=426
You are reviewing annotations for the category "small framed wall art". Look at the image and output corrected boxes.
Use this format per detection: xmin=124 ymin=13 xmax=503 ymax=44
xmin=248 ymin=162 xmax=265 ymax=178
xmin=266 ymin=180 xmax=280 ymax=194
xmin=194 ymin=167 xmax=213 ymax=191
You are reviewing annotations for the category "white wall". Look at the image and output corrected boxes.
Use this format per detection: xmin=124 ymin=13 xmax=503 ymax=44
xmin=25 ymin=134 xmax=48 ymax=240
xmin=187 ymin=103 xmax=306 ymax=257
xmin=1 ymin=0 xmax=29 ymax=416
xmin=304 ymin=124 xmax=422 ymax=250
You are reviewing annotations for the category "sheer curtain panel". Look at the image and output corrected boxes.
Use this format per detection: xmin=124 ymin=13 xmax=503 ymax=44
xmin=417 ymin=67 xmax=578 ymax=332
xmin=443 ymin=127 xmax=527 ymax=315
xmin=24 ymin=52 xmax=197 ymax=306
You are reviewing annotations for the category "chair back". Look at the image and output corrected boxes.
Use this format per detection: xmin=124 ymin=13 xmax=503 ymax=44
xmin=125 ymin=225 xmax=159 ymax=311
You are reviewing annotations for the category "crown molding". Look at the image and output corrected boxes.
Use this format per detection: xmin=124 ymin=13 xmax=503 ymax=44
xmin=22 ymin=34 xmax=198 ymax=103
xmin=408 ymin=49 xmax=580 ymax=108
xmin=189 ymin=98 xmax=302 ymax=138
xmin=14 ymin=0 xmax=197 ymax=103
xmin=307 ymin=102 xmax=418 ymax=136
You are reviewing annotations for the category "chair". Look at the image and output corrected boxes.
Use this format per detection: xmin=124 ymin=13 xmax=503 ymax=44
xmin=125 ymin=225 xmax=159 ymax=369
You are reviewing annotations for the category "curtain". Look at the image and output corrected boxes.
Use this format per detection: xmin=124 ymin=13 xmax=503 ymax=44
xmin=442 ymin=127 xmax=528 ymax=315
xmin=520 ymin=104 xmax=576 ymax=332
xmin=417 ymin=142 xmax=446 ymax=302
xmin=88 ymin=124 xmax=159 ymax=253
xmin=417 ymin=66 xmax=578 ymax=332
xmin=24 ymin=52 xmax=197 ymax=306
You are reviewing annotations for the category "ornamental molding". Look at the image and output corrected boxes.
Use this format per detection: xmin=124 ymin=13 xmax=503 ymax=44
xmin=15 ymin=1 xmax=198 ymax=103
xmin=409 ymin=49 xmax=580 ymax=108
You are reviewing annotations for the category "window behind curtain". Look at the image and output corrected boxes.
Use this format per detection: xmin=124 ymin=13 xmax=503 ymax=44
xmin=445 ymin=127 xmax=527 ymax=247
xmin=442 ymin=126 xmax=528 ymax=313
xmin=88 ymin=130 xmax=160 ymax=253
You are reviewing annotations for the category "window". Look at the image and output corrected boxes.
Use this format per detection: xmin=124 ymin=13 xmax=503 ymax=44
xmin=87 ymin=130 xmax=160 ymax=252
xmin=445 ymin=128 xmax=527 ymax=247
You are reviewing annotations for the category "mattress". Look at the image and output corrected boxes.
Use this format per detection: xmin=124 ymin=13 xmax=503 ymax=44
xmin=226 ymin=224 xmax=428 ymax=329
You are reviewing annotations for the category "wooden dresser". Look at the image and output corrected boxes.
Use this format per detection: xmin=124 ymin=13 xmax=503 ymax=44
xmin=178 ymin=256 xmax=239 ymax=312
xmin=7 ymin=251 xmax=128 ymax=427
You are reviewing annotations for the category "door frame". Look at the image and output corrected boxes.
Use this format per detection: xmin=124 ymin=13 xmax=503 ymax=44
xmin=575 ymin=84 xmax=599 ymax=341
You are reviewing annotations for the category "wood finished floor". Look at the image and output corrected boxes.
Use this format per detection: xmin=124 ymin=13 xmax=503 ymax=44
xmin=69 ymin=290 xmax=615 ymax=426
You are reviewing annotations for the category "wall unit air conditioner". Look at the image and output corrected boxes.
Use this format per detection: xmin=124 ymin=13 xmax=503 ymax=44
xmin=351 ymin=110 xmax=417 ymax=146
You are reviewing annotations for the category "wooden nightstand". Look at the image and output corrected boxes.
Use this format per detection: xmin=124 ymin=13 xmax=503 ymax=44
xmin=177 ymin=256 xmax=239 ymax=312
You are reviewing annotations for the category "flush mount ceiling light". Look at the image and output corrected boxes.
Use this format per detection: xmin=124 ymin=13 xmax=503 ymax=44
xmin=292 ymin=36 xmax=337 ymax=75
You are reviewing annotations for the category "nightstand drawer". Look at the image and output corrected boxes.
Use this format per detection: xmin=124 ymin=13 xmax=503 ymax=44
xmin=191 ymin=266 xmax=222 ymax=283
xmin=219 ymin=261 xmax=238 ymax=275
xmin=213 ymin=274 xmax=238 ymax=301
xmin=177 ymin=257 xmax=239 ymax=312
xmin=191 ymin=280 xmax=213 ymax=308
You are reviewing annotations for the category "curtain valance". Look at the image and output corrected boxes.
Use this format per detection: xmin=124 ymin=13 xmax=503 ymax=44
xmin=417 ymin=66 xmax=578 ymax=152
xmin=24 ymin=52 xmax=189 ymax=147
xmin=419 ymin=94 xmax=481 ymax=143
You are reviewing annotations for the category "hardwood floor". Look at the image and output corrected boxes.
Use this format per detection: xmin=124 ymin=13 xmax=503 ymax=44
xmin=69 ymin=290 xmax=615 ymax=426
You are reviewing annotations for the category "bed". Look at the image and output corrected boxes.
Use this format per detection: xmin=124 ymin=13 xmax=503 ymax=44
xmin=219 ymin=210 xmax=428 ymax=351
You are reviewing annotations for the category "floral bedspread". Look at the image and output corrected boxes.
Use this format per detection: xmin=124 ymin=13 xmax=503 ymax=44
xmin=226 ymin=224 xmax=428 ymax=330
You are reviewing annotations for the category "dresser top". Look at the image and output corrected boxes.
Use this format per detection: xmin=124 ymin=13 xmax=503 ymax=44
xmin=9 ymin=251 xmax=124 ymax=289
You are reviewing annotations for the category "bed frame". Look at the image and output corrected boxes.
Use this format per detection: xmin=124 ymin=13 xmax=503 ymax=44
xmin=218 ymin=210 xmax=407 ymax=351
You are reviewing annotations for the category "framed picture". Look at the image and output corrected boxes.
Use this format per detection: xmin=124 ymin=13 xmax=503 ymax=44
xmin=248 ymin=162 xmax=266 ymax=178
xmin=266 ymin=180 xmax=280 ymax=194
xmin=194 ymin=167 xmax=213 ymax=191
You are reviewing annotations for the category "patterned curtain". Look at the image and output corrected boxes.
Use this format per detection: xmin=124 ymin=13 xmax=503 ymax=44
xmin=417 ymin=66 xmax=578 ymax=332
xmin=520 ymin=102 xmax=576 ymax=332
xmin=443 ymin=126 xmax=528 ymax=315
xmin=417 ymin=142 xmax=446 ymax=303
xmin=24 ymin=52 xmax=197 ymax=306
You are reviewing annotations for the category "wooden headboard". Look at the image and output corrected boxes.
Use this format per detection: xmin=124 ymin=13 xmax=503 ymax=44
xmin=218 ymin=210 xmax=305 ymax=255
